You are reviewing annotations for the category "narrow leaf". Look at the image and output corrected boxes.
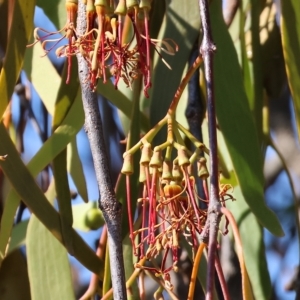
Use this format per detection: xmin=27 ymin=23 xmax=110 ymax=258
xmin=0 ymin=93 xmax=83 ymax=262
xmin=0 ymin=0 xmax=35 ymax=118
xmin=24 ymin=42 xmax=61 ymax=116
xmin=27 ymin=181 xmax=75 ymax=300
xmin=7 ymin=220 xmax=28 ymax=254
xmin=227 ymin=187 xmax=272 ymax=300
xmin=0 ymin=123 xmax=103 ymax=276
xmin=210 ymin=1 xmax=283 ymax=236
xmin=281 ymin=0 xmax=300 ymax=140
xmin=67 ymin=137 xmax=88 ymax=203
xmin=52 ymin=59 xmax=79 ymax=255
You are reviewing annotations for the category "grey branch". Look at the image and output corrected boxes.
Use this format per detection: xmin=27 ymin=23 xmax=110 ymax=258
xmin=76 ymin=1 xmax=127 ymax=299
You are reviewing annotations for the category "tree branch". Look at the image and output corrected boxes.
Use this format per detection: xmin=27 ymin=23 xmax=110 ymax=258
xmin=76 ymin=1 xmax=127 ymax=299
xmin=198 ymin=0 xmax=221 ymax=299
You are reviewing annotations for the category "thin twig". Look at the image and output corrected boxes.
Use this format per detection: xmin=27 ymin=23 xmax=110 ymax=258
xmin=215 ymin=253 xmax=231 ymax=300
xmin=187 ymin=242 xmax=206 ymax=299
xmin=76 ymin=1 xmax=127 ymax=299
xmin=220 ymin=207 xmax=254 ymax=300
xmin=80 ymin=226 xmax=107 ymax=300
xmin=198 ymin=0 xmax=221 ymax=299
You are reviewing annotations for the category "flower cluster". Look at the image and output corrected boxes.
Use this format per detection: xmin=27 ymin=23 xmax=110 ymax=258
xmin=122 ymin=112 xmax=235 ymax=290
xmin=28 ymin=0 xmax=177 ymax=97
xmin=121 ymin=116 xmax=212 ymax=289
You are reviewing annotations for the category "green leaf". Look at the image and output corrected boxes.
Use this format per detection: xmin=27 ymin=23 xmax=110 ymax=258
xmin=0 ymin=250 xmax=31 ymax=300
xmin=281 ymin=0 xmax=300 ymax=140
xmin=0 ymin=0 xmax=35 ymax=118
xmin=29 ymin=93 xmax=84 ymax=175
xmin=52 ymin=59 xmax=79 ymax=255
xmin=27 ymin=181 xmax=75 ymax=300
xmin=0 ymin=123 xmax=103 ymax=276
xmin=0 ymin=92 xmax=84 ymax=263
xmin=7 ymin=220 xmax=28 ymax=254
xmin=24 ymin=42 xmax=61 ymax=116
xmin=247 ymin=0 xmax=264 ymax=142
xmin=210 ymin=1 xmax=283 ymax=236
xmin=0 ymin=190 xmax=20 ymax=263
xmin=227 ymin=187 xmax=272 ymax=300
xmin=67 ymin=137 xmax=88 ymax=203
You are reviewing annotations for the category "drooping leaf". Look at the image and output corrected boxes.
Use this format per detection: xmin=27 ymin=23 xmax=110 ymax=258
xmin=0 ymin=0 xmax=35 ymax=118
xmin=7 ymin=220 xmax=28 ymax=254
xmin=27 ymin=181 xmax=75 ymax=300
xmin=0 ymin=89 xmax=83 ymax=262
xmin=210 ymin=1 xmax=283 ymax=236
xmin=52 ymin=58 xmax=79 ymax=255
xmin=67 ymin=137 xmax=88 ymax=203
xmin=0 ymin=190 xmax=20 ymax=264
xmin=247 ymin=0 xmax=264 ymax=143
xmin=227 ymin=187 xmax=272 ymax=300
xmin=0 ymin=122 xmax=103 ymax=276
xmin=24 ymin=42 xmax=61 ymax=116
xmin=0 ymin=250 xmax=31 ymax=300
xmin=281 ymin=0 xmax=300 ymax=140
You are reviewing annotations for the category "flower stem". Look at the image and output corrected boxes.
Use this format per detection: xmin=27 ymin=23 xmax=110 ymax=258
xmin=168 ymin=55 xmax=203 ymax=115
xmin=187 ymin=242 xmax=206 ymax=299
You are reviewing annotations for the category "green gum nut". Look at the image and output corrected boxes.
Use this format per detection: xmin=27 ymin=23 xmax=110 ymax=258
xmin=140 ymin=144 xmax=152 ymax=165
xmin=149 ymin=150 xmax=162 ymax=168
xmin=178 ymin=147 xmax=190 ymax=167
xmin=121 ymin=154 xmax=134 ymax=175
xmin=85 ymin=208 xmax=104 ymax=230
xmin=197 ymin=157 xmax=209 ymax=179
xmin=139 ymin=0 xmax=151 ymax=10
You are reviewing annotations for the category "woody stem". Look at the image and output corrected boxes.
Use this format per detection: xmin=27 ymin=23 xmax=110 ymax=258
xmin=198 ymin=0 xmax=221 ymax=299
xmin=76 ymin=2 xmax=127 ymax=299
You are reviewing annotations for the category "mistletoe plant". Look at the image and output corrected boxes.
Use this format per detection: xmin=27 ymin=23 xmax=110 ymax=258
xmin=2 ymin=0 xmax=300 ymax=299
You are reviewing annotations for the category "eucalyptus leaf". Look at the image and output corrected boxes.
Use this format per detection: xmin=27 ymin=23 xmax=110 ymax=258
xmin=0 ymin=0 xmax=35 ymax=118
xmin=27 ymin=181 xmax=75 ymax=300
xmin=0 ymin=123 xmax=103 ymax=276
xmin=227 ymin=187 xmax=272 ymax=300
xmin=52 ymin=59 xmax=79 ymax=256
xmin=7 ymin=220 xmax=28 ymax=254
xmin=210 ymin=1 xmax=283 ymax=236
xmin=281 ymin=0 xmax=300 ymax=140
xmin=0 ymin=90 xmax=83 ymax=266
xmin=67 ymin=137 xmax=88 ymax=203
